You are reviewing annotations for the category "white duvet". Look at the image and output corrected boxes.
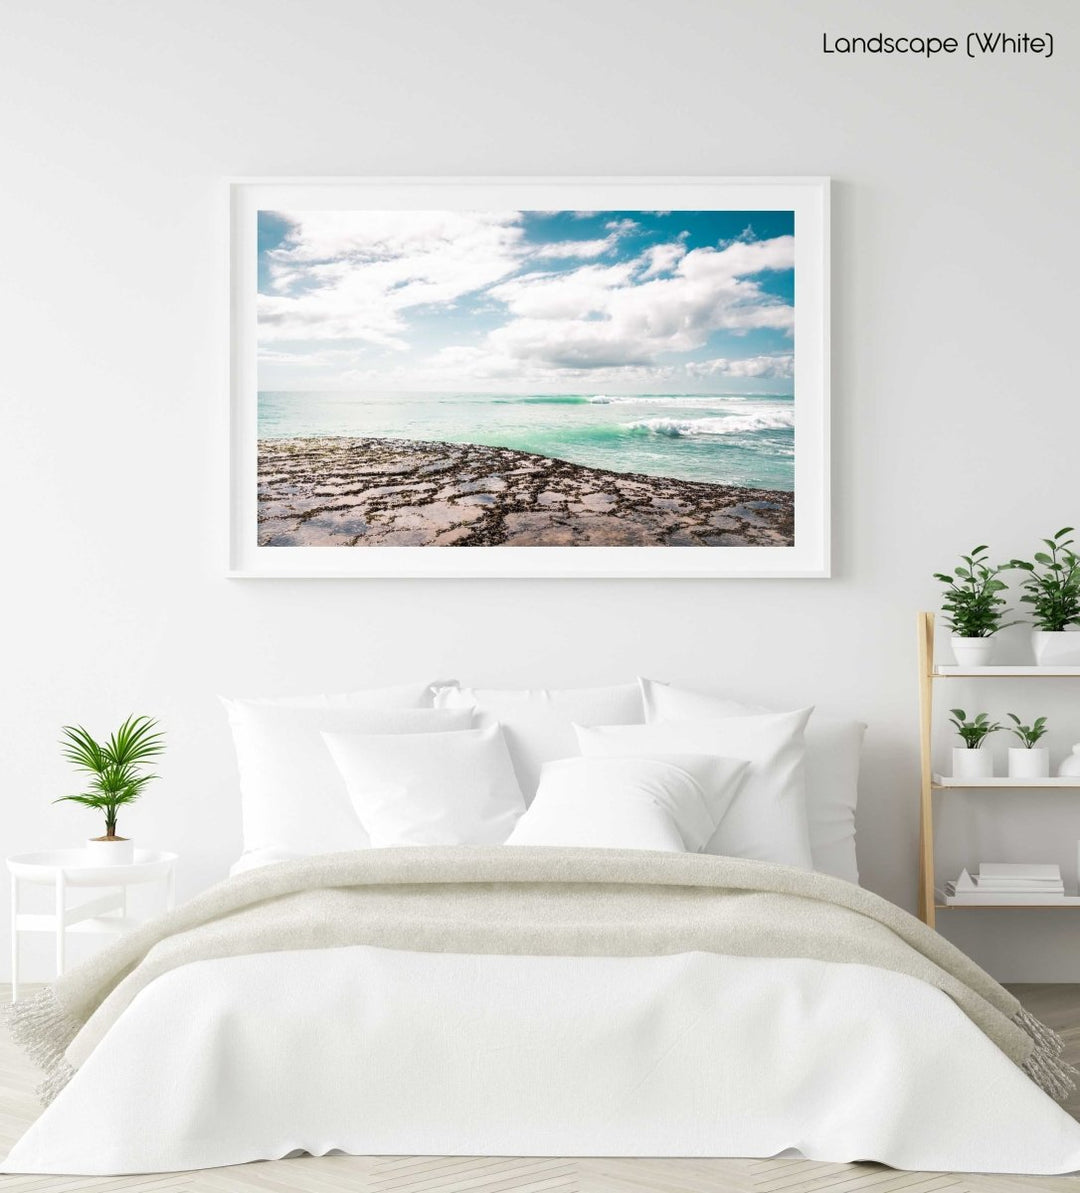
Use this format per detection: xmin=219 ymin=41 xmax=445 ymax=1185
xmin=6 ymin=945 xmax=1080 ymax=1176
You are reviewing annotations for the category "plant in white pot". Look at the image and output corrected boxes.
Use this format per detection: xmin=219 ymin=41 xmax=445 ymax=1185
xmin=1009 ymin=528 xmax=1080 ymax=666
xmin=934 ymin=545 xmax=1017 ymax=667
xmin=948 ymin=709 xmax=1001 ymax=780
xmin=1005 ymin=714 xmax=1050 ymax=779
xmin=55 ymin=715 xmax=164 ymax=865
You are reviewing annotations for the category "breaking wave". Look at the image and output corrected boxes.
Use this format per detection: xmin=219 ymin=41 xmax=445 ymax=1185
xmin=626 ymin=411 xmax=795 ymax=437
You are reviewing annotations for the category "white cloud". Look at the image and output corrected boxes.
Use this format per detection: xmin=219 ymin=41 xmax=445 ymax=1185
xmin=686 ymin=354 xmax=794 ymax=379
xmin=490 ymin=262 xmax=639 ymax=320
xmin=258 ymin=210 xmax=527 ymax=348
xmin=530 ymin=237 xmax=615 ymax=260
xmin=638 ymin=241 xmax=687 ymax=279
xmin=461 ymin=235 xmax=795 ymax=372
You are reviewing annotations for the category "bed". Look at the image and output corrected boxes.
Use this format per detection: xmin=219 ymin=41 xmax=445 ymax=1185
xmin=5 ymin=679 xmax=1080 ymax=1177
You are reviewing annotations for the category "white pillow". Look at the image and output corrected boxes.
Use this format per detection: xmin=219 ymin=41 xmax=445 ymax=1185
xmin=639 ymin=678 xmax=865 ymax=883
xmin=433 ymin=683 xmax=644 ymax=800
xmin=505 ymin=755 xmax=748 ymax=852
xmin=575 ymin=708 xmax=813 ymax=869
xmin=236 ymin=681 xmax=444 ymax=710
xmin=221 ymin=700 xmax=473 ymax=856
xmin=324 ymin=723 xmax=526 ymax=847
xmin=229 ymin=846 xmax=307 ymax=876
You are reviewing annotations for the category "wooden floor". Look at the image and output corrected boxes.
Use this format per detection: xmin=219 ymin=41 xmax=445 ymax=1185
xmin=1 ymin=984 xmax=1078 ymax=1192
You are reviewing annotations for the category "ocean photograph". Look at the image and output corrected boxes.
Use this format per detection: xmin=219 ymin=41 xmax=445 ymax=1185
xmin=256 ymin=208 xmax=797 ymax=548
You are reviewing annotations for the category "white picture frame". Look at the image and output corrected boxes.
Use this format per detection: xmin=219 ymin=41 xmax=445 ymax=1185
xmin=229 ymin=176 xmax=830 ymax=578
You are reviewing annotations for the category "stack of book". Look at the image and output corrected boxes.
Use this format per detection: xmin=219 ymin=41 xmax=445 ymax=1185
xmin=941 ymin=863 xmax=1070 ymax=905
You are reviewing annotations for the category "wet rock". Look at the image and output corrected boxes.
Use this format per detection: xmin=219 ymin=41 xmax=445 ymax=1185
xmin=257 ymin=437 xmax=794 ymax=549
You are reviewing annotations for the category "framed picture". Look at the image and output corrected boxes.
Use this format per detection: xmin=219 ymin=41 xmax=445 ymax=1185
xmin=229 ymin=177 xmax=829 ymax=578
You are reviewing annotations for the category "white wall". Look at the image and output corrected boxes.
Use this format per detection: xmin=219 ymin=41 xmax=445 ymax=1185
xmin=2 ymin=0 xmax=1078 ymax=980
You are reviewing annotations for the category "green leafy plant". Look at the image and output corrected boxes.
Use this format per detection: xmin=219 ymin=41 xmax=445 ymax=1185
xmin=948 ymin=709 xmax=1002 ymax=750
xmin=933 ymin=546 xmax=1016 ymax=638
xmin=1008 ymin=528 xmax=1080 ymax=632
xmin=54 ymin=715 xmax=165 ymax=839
xmin=1006 ymin=714 xmax=1048 ymax=749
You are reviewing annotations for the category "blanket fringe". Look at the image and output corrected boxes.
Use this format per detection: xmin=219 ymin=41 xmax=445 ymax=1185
xmin=3 ymin=987 xmax=80 ymax=1106
xmin=1014 ymin=1006 xmax=1077 ymax=1101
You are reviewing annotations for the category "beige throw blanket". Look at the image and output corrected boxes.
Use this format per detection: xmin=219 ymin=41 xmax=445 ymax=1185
xmin=8 ymin=846 xmax=1076 ymax=1104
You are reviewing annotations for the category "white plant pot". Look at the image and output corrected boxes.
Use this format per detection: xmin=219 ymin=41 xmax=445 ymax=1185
xmin=84 ymin=837 xmax=134 ymax=866
xmin=1008 ymin=747 xmax=1050 ymax=779
xmin=1032 ymin=629 xmax=1080 ymax=666
xmin=951 ymin=636 xmax=994 ymax=667
xmin=953 ymin=747 xmax=994 ymax=780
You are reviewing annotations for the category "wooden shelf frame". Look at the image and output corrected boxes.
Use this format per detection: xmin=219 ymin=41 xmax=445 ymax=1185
xmin=917 ymin=612 xmax=936 ymax=926
xmin=917 ymin=611 xmax=1080 ymax=929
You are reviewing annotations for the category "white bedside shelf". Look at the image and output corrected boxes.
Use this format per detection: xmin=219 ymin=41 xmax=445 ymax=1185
xmin=7 ymin=848 xmax=177 ymax=1002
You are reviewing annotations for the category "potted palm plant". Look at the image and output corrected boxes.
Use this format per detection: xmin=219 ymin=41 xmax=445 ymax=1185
xmin=55 ymin=715 xmax=165 ymax=865
xmin=934 ymin=545 xmax=1016 ymax=667
xmin=1006 ymin=714 xmax=1050 ymax=779
xmin=949 ymin=709 xmax=1001 ymax=780
xmin=1009 ymin=528 xmax=1080 ymax=665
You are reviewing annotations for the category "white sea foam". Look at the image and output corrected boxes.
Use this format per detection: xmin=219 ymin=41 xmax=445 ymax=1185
xmin=627 ymin=411 xmax=795 ymax=437
xmin=589 ymin=394 xmax=750 ymax=406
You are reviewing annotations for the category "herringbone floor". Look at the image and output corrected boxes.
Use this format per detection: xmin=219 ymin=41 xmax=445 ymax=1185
xmin=1 ymin=984 xmax=1077 ymax=1193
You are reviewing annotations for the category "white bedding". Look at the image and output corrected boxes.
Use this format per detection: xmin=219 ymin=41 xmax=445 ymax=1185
xmin=6 ymin=945 xmax=1080 ymax=1175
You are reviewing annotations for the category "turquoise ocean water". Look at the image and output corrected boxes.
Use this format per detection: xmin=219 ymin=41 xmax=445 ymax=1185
xmin=258 ymin=392 xmax=795 ymax=492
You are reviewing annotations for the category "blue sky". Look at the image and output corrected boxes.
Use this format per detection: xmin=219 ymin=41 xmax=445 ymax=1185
xmin=257 ymin=209 xmax=795 ymax=394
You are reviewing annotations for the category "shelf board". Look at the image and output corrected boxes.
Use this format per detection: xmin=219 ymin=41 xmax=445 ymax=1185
xmin=933 ymin=774 xmax=1080 ymax=789
xmin=933 ymin=665 xmax=1080 ymax=677
xmin=935 ymin=902 xmax=1080 ymax=910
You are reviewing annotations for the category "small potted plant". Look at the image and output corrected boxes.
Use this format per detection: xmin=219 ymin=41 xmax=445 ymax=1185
xmin=1006 ymin=714 xmax=1050 ymax=779
xmin=949 ymin=709 xmax=1001 ymax=780
xmin=934 ymin=546 xmax=1016 ymax=667
xmin=55 ymin=715 xmax=164 ymax=865
xmin=1009 ymin=528 xmax=1080 ymax=666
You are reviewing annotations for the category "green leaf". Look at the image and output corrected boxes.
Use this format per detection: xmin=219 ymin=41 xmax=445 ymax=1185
xmin=59 ymin=725 xmax=107 ymax=774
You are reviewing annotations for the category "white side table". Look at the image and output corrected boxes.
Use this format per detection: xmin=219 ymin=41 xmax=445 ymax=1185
xmin=8 ymin=849 xmax=177 ymax=1001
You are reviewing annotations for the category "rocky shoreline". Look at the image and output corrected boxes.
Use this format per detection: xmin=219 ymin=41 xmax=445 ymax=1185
xmin=257 ymin=436 xmax=794 ymax=548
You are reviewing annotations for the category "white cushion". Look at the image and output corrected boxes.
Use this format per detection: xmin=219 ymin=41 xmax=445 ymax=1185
xmin=324 ymin=724 xmax=526 ymax=847
xmin=433 ymin=683 xmax=645 ymax=800
xmin=222 ymin=698 xmax=473 ymax=856
xmin=506 ymin=754 xmax=748 ymax=852
xmin=575 ymin=708 xmax=814 ymax=869
xmin=639 ymin=678 xmax=865 ymax=883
